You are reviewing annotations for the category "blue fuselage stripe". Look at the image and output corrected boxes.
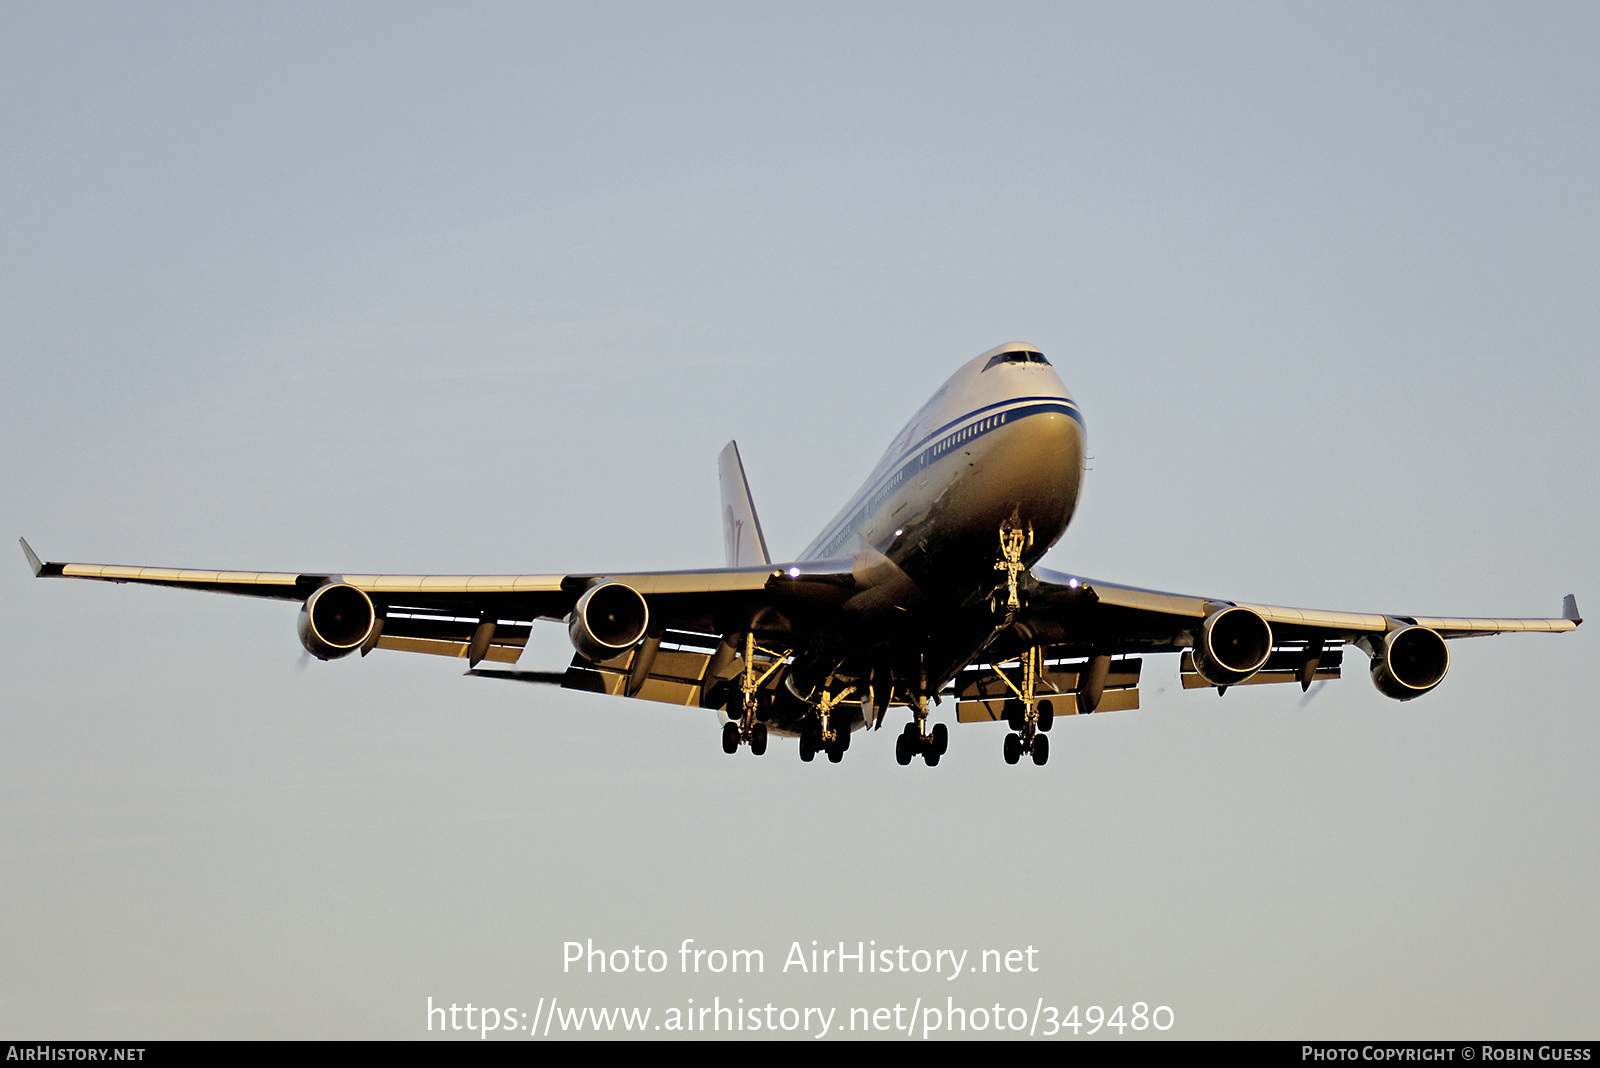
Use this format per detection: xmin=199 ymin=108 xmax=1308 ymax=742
xmin=806 ymin=398 xmax=1083 ymax=559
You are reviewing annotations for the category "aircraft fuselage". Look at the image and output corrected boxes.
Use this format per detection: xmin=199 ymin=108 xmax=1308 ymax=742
xmin=788 ymin=343 xmax=1085 ymax=702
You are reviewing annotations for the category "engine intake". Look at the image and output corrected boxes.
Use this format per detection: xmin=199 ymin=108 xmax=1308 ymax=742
xmin=298 ymin=583 xmax=377 ymax=661
xmin=569 ymin=582 xmax=650 ymax=662
xmin=1370 ymin=625 xmax=1450 ymax=700
xmin=1191 ymin=606 xmax=1274 ymax=686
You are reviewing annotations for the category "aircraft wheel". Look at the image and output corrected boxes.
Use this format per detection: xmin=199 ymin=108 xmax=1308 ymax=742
xmin=1004 ymin=700 xmax=1025 ymax=732
xmin=750 ymin=723 xmax=768 ymax=756
xmin=1032 ymin=733 xmax=1050 ymax=766
xmin=923 ymin=748 xmax=940 ymax=767
xmin=931 ymin=722 xmax=948 ymax=755
xmin=799 ymin=731 xmax=816 ymax=762
xmin=1003 ymin=732 xmax=1022 ymax=765
xmin=827 ymin=742 xmax=844 ymax=764
xmin=1037 ymin=700 xmax=1054 ymax=732
xmin=721 ymin=721 xmax=740 ymax=755
xmin=895 ymin=733 xmax=912 ymax=766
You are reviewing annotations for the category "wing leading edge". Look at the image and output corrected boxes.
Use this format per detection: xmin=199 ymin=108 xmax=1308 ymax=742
xmin=18 ymin=537 xmax=858 ymax=668
xmin=1032 ymin=569 xmax=1581 ymax=644
xmin=20 ymin=535 xmax=1580 ymax=709
xmin=1011 ymin=567 xmax=1578 ymax=704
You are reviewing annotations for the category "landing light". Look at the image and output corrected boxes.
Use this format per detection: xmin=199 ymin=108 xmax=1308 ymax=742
xmin=1068 ymin=578 xmax=1080 ymax=589
xmin=788 ymin=567 xmax=801 ymax=578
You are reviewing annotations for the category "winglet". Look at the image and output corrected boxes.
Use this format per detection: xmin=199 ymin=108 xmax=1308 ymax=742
xmin=1562 ymin=594 xmax=1583 ymax=625
xmin=19 ymin=537 xmax=43 ymax=577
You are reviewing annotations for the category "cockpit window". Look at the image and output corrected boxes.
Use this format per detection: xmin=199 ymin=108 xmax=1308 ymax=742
xmin=981 ymin=350 xmax=1051 ymax=372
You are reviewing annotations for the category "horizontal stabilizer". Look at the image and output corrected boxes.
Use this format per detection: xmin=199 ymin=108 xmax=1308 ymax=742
xmin=954 ymin=656 xmax=1142 ymax=722
xmin=957 ymin=688 xmax=1139 ymax=722
xmin=466 ymin=668 xmax=568 ymax=686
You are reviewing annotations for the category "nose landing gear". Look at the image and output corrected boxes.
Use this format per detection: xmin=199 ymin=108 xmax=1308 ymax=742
xmin=994 ymin=519 xmax=1034 ymax=614
xmin=988 ymin=520 xmax=1052 ymax=766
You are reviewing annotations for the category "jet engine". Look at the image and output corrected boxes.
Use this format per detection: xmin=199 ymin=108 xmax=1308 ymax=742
xmin=1190 ymin=606 xmax=1274 ymax=686
xmin=297 ymin=582 xmax=377 ymax=660
xmin=568 ymin=582 xmax=650 ymax=662
xmin=1369 ymin=625 xmax=1450 ymax=700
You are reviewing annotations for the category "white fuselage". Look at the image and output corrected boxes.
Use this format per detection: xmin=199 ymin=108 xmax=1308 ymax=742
xmin=781 ymin=344 xmax=1086 ymax=700
xmin=800 ymin=343 xmax=1086 ymax=597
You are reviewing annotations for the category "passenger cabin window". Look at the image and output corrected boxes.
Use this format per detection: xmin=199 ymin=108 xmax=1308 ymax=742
xmin=981 ymin=350 xmax=1050 ymax=372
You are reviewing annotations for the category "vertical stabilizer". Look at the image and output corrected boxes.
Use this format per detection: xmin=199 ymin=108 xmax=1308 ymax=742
xmin=717 ymin=441 xmax=771 ymax=567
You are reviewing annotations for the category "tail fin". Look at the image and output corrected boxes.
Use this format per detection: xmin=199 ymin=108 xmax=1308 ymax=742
xmin=717 ymin=441 xmax=771 ymax=567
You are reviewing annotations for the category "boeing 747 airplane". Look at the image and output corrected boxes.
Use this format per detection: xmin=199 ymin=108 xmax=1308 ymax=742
xmin=20 ymin=343 xmax=1582 ymax=767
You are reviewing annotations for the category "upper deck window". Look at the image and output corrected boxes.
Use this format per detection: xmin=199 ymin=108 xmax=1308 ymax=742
xmin=981 ymin=350 xmax=1051 ymax=372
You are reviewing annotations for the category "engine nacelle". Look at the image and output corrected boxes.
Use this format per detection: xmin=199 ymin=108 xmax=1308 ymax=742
xmin=568 ymin=582 xmax=650 ymax=662
xmin=1191 ymin=606 xmax=1274 ymax=686
xmin=297 ymin=583 xmax=377 ymax=661
xmin=1369 ymin=625 xmax=1450 ymax=701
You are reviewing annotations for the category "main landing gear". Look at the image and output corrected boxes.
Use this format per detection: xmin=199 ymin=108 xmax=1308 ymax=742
xmin=895 ymin=693 xmax=948 ymax=766
xmin=798 ymin=683 xmax=856 ymax=763
xmin=994 ymin=646 xmax=1053 ymax=767
xmin=720 ymin=633 xmax=785 ymax=757
xmin=722 ymin=719 xmax=766 ymax=756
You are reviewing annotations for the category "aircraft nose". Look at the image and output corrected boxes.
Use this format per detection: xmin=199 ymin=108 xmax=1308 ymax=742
xmin=968 ymin=406 xmax=1085 ymax=542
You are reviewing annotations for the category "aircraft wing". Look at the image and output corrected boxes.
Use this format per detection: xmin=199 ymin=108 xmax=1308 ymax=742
xmin=942 ymin=567 xmax=1578 ymax=715
xmin=1029 ymin=567 xmax=1582 ymax=647
xmin=19 ymin=537 xmax=856 ymax=671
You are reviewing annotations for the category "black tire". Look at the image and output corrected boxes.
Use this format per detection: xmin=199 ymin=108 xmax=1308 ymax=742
xmin=923 ymin=748 xmax=940 ymax=767
xmin=827 ymin=743 xmax=844 ymax=763
xmin=895 ymin=733 xmax=912 ymax=766
xmin=799 ymin=731 xmax=815 ymax=762
xmin=750 ymin=723 xmax=768 ymax=756
xmin=1004 ymin=699 xmax=1025 ymax=732
xmin=1032 ymin=733 xmax=1050 ymax=766
xmin=722 ymin=721 xmax=740 ymax=755
xmin=1037 ymin=700 xmax=1054 ymax=732
xmin=1003 ymin=732 xmax=1022 ymax=765
xmin=931 ymin=722 xmax=948 ymax=755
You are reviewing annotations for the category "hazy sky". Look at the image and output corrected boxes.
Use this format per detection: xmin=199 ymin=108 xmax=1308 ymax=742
xmin=3 ymin=2 xmax=1597 ymax=1039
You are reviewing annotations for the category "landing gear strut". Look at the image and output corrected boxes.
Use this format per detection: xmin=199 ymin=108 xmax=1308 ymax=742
xmin=993 ymin=645 xmax=1053 ymax=767
xmin=993 ymin=519 xmax=1034 ymax=615
xmin=721 ymin=633 xmax=785 ymax=756
xmin=799 ymin=680 xmax=855 ymax=764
